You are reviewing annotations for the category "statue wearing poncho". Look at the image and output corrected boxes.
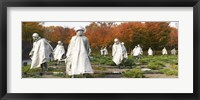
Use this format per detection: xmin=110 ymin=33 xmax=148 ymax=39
xmin=171 ymin=48 xmax=176 ymax=55
xmin=29 ymin=33 xmax=53 ymax=72
xmin=121 ymin=42 xmax=128 ymax=59
xmin=53 ymin=41 xmax=65 ymax=64
xmin=112 ymin=39 xmax=124 ymax=67
xmin=103 ymin=47 xmax=108 ymax=56
xmin=100 ymin=48 xmax=104 ymax=55
xmin=148 ymin=47 xmax=153 ymax=56
xmin=162 ymin=47 xmax=168 ymax=55
xmin=131 ymin=46 xmax=137 ymax=56
xmin=65 ymin=29 xmax=93 ymax=76
xmin=133 ymin=44 xmax=143 ymax=59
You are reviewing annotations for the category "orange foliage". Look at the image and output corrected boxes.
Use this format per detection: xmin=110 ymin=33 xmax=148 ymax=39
xmin=23 ymin=22 xmax=178 ymax=50
xmin=44 ymin=26 xmax=75 ymax=46
xmin=168 ymin=27 xmax=178 ymax=48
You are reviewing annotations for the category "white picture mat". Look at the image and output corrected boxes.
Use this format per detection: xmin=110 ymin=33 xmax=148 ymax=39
xmin=7 ymin=7 xmax=193 ymax=93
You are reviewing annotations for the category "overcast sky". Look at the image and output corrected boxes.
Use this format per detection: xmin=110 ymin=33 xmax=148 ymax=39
xmin=43 ymin=21 xmax=178 ymax=29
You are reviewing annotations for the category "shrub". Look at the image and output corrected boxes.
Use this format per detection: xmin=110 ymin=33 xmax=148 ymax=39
xmin=124 ymin=58 xmax=135 ymax=66
xmin=122 ymin=68 xmax=144 ymax=78
xmin=170 ymin=64 xmax=178 ymax=70
xmin=147 ymin=61 xmax=164 ymax=70
xmin=91 ymin=55 xmax=114 ymax=65
xmin=160 ymin=68 xmax=178 ymax=76
xmin=139 ymin=57 xmax=152 ymax=64
xmin=166 ymin=70 xmax=178 ymax=76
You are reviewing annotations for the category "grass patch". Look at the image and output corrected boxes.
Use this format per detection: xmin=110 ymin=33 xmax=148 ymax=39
xmin=147 ymin=61 xmax=165 ymax=70
xmin=94 ymin=73 xmax=106 ymax=78
xmin=123 ymin=56 xmax=136 ymax=66
xmin=91 ymin=54 xmax=136 ymax=66
xmin=93 ymin=66 xmax=106 ymax=71
xmin=22 ymin=65 xmax=41 ymax=73
xmin=22 ymin=73 xmax=42 ymax=78
xmin=139 ymin=55 xmax=178 ymax=70
xmin=170 ymin=64 xmax=178 ymax=70
xmin=140 ymin=55 xmax=177 ymax=65
xmin=122 ymin=68 xmax=145 ymax=78
xmin=48 ymin=67 xmax=63 ymax=72
xmin=53 ymin=72 xmax=68 ymax=78
xmin=22 ymin=64 xmax=64 ymax=73
xmin=91 ymin=55 xmax=114 ymax=65
xmin=139 ymin=57 xmax=152 ymax=64
xmin=160 ymin=68 xmax=178 ymax=76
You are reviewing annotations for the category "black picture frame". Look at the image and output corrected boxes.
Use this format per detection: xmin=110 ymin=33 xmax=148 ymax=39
xmin=0 ymin=0 xmax=199 ymax=100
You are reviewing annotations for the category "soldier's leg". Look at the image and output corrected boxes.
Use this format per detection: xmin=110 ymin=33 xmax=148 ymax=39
xmin=44 ymin=62 xmax=48 ymax=72
xmin=59 ymin=60 xmax=61 ymax=64
xmin=123 ymin=59 xmax=127 ymax=68
xmin=121 ymin=60 xmax=124 ymax=69
xmin=82 ymin=74 xmax=85 ymax=78
xmin=40 ymin=64 xmax=43 ymax=72
xmin=118 ymin=64 xmax=121 ymax=69
xmin=57 ymin=60 xmax=59 ymax=65
xmin=139 ymin=55 xmax=142 ymax=59
xmin=138 ymin=55 xmax=141 ymax=59
xmin=135 ymin=56 xmax=138 ymax=60
xmin=40 ymin=63 xmax=44 ymax=75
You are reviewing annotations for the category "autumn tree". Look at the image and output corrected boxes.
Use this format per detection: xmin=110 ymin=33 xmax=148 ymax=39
xmin=22 ymin=22 xmax=44 ymax=42
xmin=22 ymin=22 xmax=178 ymax=59
xmin=113 ymin=22 xmax=146 ymax=52
xmin=168 ymin=27 xmax=178 ymax=49
xmin=22 ymin=22 xmax=45 ymax=59
xmin=44 ymin=26 xmax=75 ymax=48
xmin=143 ymin=22 xmax=171 ymax=50
xmin=85 ymin=22 xmax=115 ymax=50
xmin=112 ymin=22 xmax=172 ymax=51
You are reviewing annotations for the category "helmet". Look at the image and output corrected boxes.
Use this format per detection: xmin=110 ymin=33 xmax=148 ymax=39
xmin=32 ymin=33 xmax=39 ymax=37
xmin=75 ymin=26 xmax=85 ymax=32
xmin=58 ymin=41 xmax=62 ymax=44
xmin=114 ymin=38 xmax=118 ymax=42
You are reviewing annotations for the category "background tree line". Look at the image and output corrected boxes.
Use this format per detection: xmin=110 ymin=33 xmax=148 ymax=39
xmin=22 ymin=22 xmax=178 ymax=59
